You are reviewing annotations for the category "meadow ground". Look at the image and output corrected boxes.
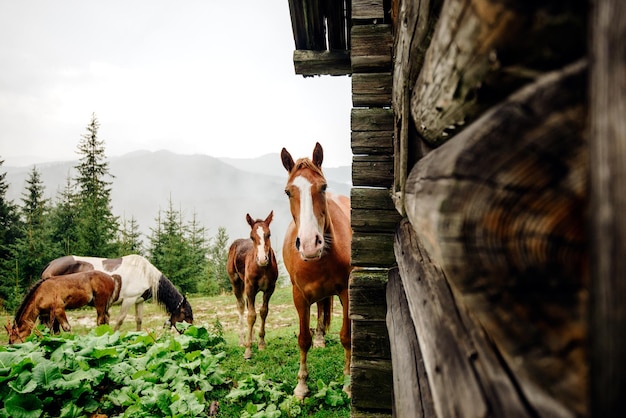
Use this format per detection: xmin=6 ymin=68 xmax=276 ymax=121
xmin=0 ymin=286 xmax=351 ymax=417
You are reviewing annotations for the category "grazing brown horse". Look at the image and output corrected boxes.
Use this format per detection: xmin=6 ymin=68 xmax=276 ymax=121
xmin=280 ymin=142 xmax=353 ymax=398
xmin=40 ymin=254 xmax=193 ymax=332
xmin=6 ymin=271 xmax=121 ymax=344
xmin=227 ymin=211 xmax=278 ymax=359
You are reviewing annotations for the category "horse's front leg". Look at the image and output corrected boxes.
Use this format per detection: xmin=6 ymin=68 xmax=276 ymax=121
xmin=258 ymin=286 xmax=274 ymax=351
xmin=54 ymin=309 xmax=71 ymax=333
xmin=113 ymin=299 xmax=134 ymax=331
xmin=313 ymin=298 xmax=330 ymax=348
xmin=293 ymin=287 xmax=312 ymax=399
xmin=135 ymin=301 xmax=144 ymax=331
xmin=231 ymin=277 xmax=246 ymax=346
xmin=244 ymin=283 xmax=257 ymax=360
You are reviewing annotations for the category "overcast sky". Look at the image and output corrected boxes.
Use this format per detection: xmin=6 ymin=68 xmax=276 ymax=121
xmin=0 ymin=1 xmax=353 ymax=167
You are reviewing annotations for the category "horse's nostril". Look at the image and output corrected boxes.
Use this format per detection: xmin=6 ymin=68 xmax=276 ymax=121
xmin=316 ymin=235 xmax=323 ymax=246
xmin=295 ymin=237 xmax=301 ymax=250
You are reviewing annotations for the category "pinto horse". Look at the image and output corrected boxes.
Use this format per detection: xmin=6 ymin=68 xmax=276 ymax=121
xmin=6 ymin=271 xmax=121 ymax=344
xmin=40 ymin=254 xmax=193 ymax=331
xmin=281 ymin=142 xmax=353 ymax=398
xmin=227 ymin=211 xmax=278 ymax=359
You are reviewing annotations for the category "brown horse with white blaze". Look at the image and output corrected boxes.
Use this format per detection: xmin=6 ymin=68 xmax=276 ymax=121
xmin=227 ymin=211 xmax=278 ymax=359
xmin=281 ymin=142 xmax=353 ymax=398
xmin=6 ymin=270 xmax=121 ymax=344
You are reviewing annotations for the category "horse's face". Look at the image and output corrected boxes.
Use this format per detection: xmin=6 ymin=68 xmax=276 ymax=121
xmin=170 ymin=297 xmax=194 ymax=327
xmin=281 ymin=142 xmax=328 ymax=260
xmin=6 ymin=322 xmax=22 ymax=344
xmin=246 ymin=211 xmax=274 ymax=267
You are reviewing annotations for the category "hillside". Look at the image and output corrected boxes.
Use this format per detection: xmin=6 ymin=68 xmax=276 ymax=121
xmin=3 ymin=150 xmax=351 ymax=254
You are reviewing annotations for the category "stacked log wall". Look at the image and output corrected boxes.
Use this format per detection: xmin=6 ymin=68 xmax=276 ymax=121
xmin=349 ymin=1 xmax=397 ymax=416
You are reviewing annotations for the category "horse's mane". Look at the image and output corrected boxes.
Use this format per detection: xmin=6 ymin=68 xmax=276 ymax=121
xmin=122 ymin=254 xmax=161 ymax=299
xmin=155 ymin=275 xmax=185 ymax=315
xmin=13 ymin=278 xmax=46 ymax=323
xmin=293 ymin=158 xmax=324 ymax=178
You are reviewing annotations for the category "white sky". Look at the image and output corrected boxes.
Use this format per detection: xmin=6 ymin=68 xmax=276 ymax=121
xmin=0 ymin=1 xmax=353 ymax=167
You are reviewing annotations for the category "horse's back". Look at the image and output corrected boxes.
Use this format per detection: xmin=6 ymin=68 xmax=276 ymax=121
xmin=227 ymin=239 xmax=252 ymax=277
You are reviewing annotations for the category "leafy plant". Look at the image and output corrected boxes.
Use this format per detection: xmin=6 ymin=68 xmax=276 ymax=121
xmin=0 ymin=324 xmax=228 ymax=417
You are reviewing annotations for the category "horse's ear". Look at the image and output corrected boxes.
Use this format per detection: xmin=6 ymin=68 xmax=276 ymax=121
xmin=312 ymin=142 xmax=323 ymax=168
xmin=265 ymin=210 xmax=274 ymax=225
xmin=246 ymin=213 xmax=254 ymax=227
xmin=281 ymin=148 xmax=295 ymax=172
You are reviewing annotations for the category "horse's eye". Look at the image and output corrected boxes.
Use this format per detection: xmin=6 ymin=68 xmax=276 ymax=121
xmin=321 ymin=184 xmax=327 ymax=193
xmin=285 ymin=190 xmax=291 ymax=197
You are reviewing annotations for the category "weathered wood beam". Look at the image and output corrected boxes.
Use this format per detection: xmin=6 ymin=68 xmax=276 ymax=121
xmin=352 ymin=73 xmax=392 ymax=107
xmin=404 ymin=60 xmax=588 ymax=416
xmin=392 ymin=0 xmax=442 ymax=212
xmin=351 ymin=24 xmax=393 ymax=72
xmin=589 ymin=0 xmax=626 ymax=416
xmin=394 ymin=220 xmax=572 ymax=418
xmin=410 ymin=0 xmax=587 ymax=146
xmin=353 ymin=0 xmax=385 ymax=21
xmin=293 ymin=50 xmax=351 ymax=76
xmin=351 ymin=188 xmax=402 ymax=233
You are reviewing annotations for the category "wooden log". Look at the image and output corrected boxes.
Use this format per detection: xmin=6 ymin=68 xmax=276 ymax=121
xmin=353 ymin=0 xmax=385 ymax=21
xmin=287 ymin=0 xmax=326 ymax=51
xmin=589 ymin=0 xmax=626 ymax=416
xmin=410 ymin=0 xmax=587 ymax=146
xmin=350 ymin=268 xmax=389 ymax=320
xmin=351 ymin=232 xmax=396 ymax=267
xmin=352 ymin=320 xmax=391 ymax=359
xmin=351 ymin=24 xmax=393 ymax=72
xmin=352 ymin=155 xmax=394 ymax=188
xmin=394 ymin=219 xmax=574 ymax=418
xmin=293 ymin=50 xmax=351 ymax=76
xmin=351 ymin=108 xmax=393 ymax=132
xmin=352 ymin=73 xmax=392 ymax=107
xmin=386 ymin=267 xmax=436 ymax=418
xmin=351 ymin=130 xmax=394 ymax=155
xmin=392 ymin=0 xmax=442 ymax=212
xmin=404 ymin=61 xmax=588 ymax=416
xmin=350 ymin=357 xmax=393 ymax=410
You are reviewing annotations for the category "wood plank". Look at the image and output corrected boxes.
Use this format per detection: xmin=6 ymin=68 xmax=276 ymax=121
xmin=352 ymin=320 xmax=391 ymax=359
xmin=351 ymin=24 xmax=393 ymax=72
xmin=351 ymin=232 xmax=396 ymax=267
xmin=404 ymin=61 xmax=588 ymax=417
xmin=351 ymin=108 xmax=393 ymax=132
xmin=350 ymin=357 xmax=393 ymax=410
xmin=386 ymin=267 xmax=435 ymax=418
xmin=352 ymin=73 xmax=392 ymax=107
xmin=589 ymin=0 xmax=626 ymax=416
xmin=353 ymin=0 xmax=385 ymax=20
xmin=351 ymin=188 xmax=402 ymax=233
xmin=395 ymin=219 xmax=572 ymax=418
xmin=410 ymin=0 xmax=587 ymax=146
xmin=349 ymin=268 xmax=389 ymax=320
xmin=351 ymin=130 xmax=393 ymax=155
xmin=293 ymin=50 xmax=351 ymax=76
xmin=352 ymin=155 xmax=393 ymax=188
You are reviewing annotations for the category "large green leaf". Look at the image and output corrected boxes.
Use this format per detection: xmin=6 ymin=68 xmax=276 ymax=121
xmin=4 ymin=393 xmax=43 ymax=418
xmin=32 ymin=360 xmax=63 ymax=388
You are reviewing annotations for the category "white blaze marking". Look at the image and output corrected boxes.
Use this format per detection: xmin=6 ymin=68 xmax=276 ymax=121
xmin=292 ymin=175 xmax=321 ymax=248
xmin=255 ymin=225 xmax=266 ymax=258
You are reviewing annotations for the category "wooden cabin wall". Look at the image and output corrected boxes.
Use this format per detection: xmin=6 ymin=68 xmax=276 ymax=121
xmin=349 ymin=1 xmax=398 ymax=417
xmin=389 ymin=0 xmax=590 ymax=417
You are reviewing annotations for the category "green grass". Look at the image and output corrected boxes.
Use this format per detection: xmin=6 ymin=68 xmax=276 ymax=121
xmin=1 ymin=286 xmax=351 ymax=417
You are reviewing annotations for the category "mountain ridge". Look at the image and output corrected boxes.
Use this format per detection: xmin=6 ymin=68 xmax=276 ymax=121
xmin=3 ymin=150 xmax=352 ymax=253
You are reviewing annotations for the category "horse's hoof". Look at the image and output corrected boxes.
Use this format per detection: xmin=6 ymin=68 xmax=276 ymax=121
xmin=258 ymin=341 xmax=266 ymax=351
xmin=313 ymin=338 xmax=326 ymax=348
xmin=294 ymin=382 xmax=310 ymax=399
xmin=244 ymin=348 xmax=253 ymax=360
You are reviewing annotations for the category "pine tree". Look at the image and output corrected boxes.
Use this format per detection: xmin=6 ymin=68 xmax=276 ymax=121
xmin=49 ymin=174 xmax=80 ymax=255
xmin=117 ymin=215 xmax=144 ymax=255
xmin=16 ymin=166 xmax=53 ymax=286
xmin=207 ymin=226 xmax=230 ymax=295
xmin=186 ymin=212 xmax=210 ymax=294
xmin=148 ymin=198 xmax=196 ymax=294
xmin=0 ymin=157 xmax=24 ymax=309
xmin=73 ymin=113 xmax=119 ymax=256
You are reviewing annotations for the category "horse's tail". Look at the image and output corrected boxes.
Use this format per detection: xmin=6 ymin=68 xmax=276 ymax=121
xmin=109 ymin=274 xmax=122 ymax=308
